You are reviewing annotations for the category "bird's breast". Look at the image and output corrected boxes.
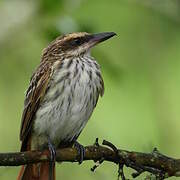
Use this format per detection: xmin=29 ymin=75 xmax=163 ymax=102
xmin=33 ymin=56 xmax=104 ymax=148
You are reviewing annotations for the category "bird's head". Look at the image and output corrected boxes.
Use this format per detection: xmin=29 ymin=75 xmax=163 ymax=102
xmin=42 ymin=32 xmax=116 ymax=60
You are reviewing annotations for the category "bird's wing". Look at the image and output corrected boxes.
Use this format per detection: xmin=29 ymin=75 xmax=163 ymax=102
xmin=20 ymin=62 xmax=53 ymax=150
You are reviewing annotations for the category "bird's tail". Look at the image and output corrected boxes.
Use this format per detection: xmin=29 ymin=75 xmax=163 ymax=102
xmin=17 ymin=162 xmax=55 ymax=180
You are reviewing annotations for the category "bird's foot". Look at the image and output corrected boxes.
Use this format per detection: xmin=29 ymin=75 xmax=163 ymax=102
xmin=74 ymin=141 xmax=85 ymax=164
xmin=48 ymin=139 xmax=56 ymax=180
xmin=48 ymin=140 xmax=56 ymax=162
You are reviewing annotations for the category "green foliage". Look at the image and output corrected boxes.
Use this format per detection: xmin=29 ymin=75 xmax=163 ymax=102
xmin=0 ymin=0 xmax=180 ymax=179
xmin=38 ymin=0 xmax=64 ymax=15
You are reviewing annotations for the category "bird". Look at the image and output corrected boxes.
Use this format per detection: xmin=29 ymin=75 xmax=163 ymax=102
xmin=17 ymin=31 xmax=116 ymax=180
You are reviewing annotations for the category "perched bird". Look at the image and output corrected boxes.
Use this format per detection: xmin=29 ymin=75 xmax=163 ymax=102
xmin=17 ymin=32 xmax=116 ymax=180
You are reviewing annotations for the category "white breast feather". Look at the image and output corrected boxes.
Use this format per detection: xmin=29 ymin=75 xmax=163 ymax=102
xmin=33 ymin=57 xmax=103 ymax=148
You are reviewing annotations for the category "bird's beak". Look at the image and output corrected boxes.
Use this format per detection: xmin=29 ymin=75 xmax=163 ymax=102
xmin=89 ymin=32 xmax=117 ymax=47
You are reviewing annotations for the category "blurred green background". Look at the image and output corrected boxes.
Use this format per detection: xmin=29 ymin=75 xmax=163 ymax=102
xmin=0 ymin=0 xmax=180 ymax=179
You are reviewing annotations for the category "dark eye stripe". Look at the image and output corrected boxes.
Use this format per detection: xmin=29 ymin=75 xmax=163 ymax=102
xmin=73 ymin=38 xmax=82 ymax=45
xmin=61 ymin=35 xmax=92 ymax=51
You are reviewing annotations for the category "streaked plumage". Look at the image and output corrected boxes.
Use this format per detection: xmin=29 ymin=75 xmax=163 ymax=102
xmin=31 ymin=55 xmax=104 ymax=150
xmin=18 ymin=32 xmax=116 ymax=180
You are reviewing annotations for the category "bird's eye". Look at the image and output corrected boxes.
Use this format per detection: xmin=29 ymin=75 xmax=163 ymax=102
xmin=73 ymin=38 xmax=82 ymax=45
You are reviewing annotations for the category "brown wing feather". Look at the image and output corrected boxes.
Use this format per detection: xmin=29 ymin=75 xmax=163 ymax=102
xmin=20 ymin=62 xmax=52 ymax=151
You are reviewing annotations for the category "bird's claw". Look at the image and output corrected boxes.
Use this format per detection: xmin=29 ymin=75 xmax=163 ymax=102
xmin=74 ymin=141 xmax=85 ymax=164
xmin=48 ymin=140 xmax=56 ymax=162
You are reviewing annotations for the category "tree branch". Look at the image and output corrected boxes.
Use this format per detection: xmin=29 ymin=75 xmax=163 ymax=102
xmin=0 ymin=139 xmax=180 ymax=179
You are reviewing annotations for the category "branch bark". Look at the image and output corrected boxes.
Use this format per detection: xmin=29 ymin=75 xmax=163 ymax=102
xmin=0 ymin=139 xmax=180 ymax=179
